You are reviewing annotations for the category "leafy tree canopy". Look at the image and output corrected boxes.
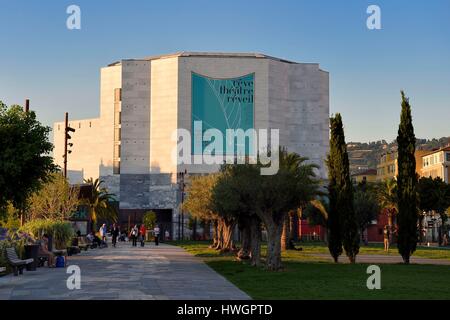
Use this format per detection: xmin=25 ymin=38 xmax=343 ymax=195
xmin=0 ymin=101 xmax=56 ymax=210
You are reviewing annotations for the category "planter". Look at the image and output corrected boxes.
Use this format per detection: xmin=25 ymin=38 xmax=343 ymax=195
xmin=24 ymin=244 xmax=39 ymax=271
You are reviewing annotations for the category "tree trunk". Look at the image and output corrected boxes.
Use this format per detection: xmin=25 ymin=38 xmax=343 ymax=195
xmin=211 ymin=219 xmax=223 ymax=250
xmin=204 ymin=220 xmax=211 ymax=241
xmin=237 ymin=225 xmax=251 ymax=260
xmin=249 ymin=217 xmax=261 ymax=267
xmin=220 ymin=218 xmax=235 ymax=252
xmin=264 ymin=216 xmax=284 ymax=271
xmin=281 ymin=215 xmax=290 ymax=251
xmin=290 ymin=211 xmax=299 ymax=241
xmin=192 ymin=218 xmax=197 ymax=241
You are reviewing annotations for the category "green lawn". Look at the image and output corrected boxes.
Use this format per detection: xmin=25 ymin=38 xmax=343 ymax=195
xmin=173 ymin=241 xmax=450 ymax=299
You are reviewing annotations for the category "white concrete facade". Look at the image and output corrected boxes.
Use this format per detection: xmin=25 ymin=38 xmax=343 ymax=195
xmin=53 ymin=52 xmax=329 ymax=237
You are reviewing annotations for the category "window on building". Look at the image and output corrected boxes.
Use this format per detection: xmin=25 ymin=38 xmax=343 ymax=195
xmin=114 ymin=88 xmax=122 ymax=102
xmin=446 ymin=153 xmax=450 ymax=162
xmin=114 ymin=128 xmax=121 ymax=141
xmin=113 ymin=160 xmax=120 ymax=175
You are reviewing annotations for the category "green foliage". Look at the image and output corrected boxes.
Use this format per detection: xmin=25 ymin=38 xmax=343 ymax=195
xmin=327 ymin=113 xmax=359 ymax=263
xmin=303 ymin=199 xmax=329 ymax=227
xmin=396 ymin=91 xmax=419 ymax=264
xmin=0 ymin=101 xmax=56 ymax=211
xmin=28 ymin=172 xmax=80 ymax=220
xmin=183 ymin=174 xmax=220 ymax=221
xmin=327 ymin=113 xmax=359 ymax=262
xmin=20 ymin=219 xmax=74 ymax=249
xmin=354 ymin=189 xmax=380 ymax=232
xmin=142 ymin=211 xmax=157 ymax=229
xmin=376 ymin=178 xmax=398 ymax=212
xmin=418 ymin=176 xmax=450 ymax=223
xmin=0 ymin=203 xmax=21 ymax=229
xmin=82 ymin=178 xmax=118 ymax=223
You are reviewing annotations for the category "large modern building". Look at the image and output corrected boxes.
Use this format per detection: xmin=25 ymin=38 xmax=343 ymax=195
xmin=53 ymin=52 xmax=330 ymax=238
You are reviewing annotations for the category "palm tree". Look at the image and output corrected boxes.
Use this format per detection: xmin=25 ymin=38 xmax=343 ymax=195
xmin=280 ymin=149 xmax=322 ymax=251
xmin=377 ymin=179 xmax=398 ymax=227
xmin=83 ymin=178 xmax=118 ymax=229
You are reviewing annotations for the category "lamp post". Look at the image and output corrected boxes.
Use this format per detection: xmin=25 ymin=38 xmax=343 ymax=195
xmin=178 ymin=170 xmax=187 ymax=240
xmin=63 ymin=112 xmax=76 ymax=178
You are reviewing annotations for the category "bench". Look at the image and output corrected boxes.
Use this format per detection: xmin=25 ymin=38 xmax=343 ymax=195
xmin=5 ymin=247 xmax=34 ymax=276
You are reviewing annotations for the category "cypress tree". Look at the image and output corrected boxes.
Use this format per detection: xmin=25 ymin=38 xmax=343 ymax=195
xmin=327 ymin=114 xmax=359 ymax=263
xmin=396 ymin=91 xmax=418 ymax=264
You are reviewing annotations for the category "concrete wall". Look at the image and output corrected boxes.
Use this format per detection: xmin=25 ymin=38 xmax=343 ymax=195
xmin=268 ymin=60 xmax=329 ymax=179
xmin=119 ymin=60 xmax=151 ymax=209
xmin=53 ymin=64 xmax=121 ymax=196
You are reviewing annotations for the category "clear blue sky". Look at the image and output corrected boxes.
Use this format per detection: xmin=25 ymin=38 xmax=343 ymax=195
xmin=1 ymin=0 xmax=449 ymax=142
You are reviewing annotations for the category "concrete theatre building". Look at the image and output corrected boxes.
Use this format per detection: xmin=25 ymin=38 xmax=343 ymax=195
xmin=53 ymin=52 xmax=330 ymax=238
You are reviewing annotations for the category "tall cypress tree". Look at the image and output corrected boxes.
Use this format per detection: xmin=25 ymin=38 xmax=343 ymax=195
xmin=327 ymin=114 xmax=359 ymax=263
xmin=396 ymin=91 xmax=418 ymax=264
xmin=327 ymin=115 xmax=342 ymax=262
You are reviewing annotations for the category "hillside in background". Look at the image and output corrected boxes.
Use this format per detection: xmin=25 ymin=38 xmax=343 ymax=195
xmin=347 ymin=136 xmax=450 ymax=174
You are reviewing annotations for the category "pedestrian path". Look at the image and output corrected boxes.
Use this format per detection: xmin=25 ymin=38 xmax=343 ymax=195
xmin=0 ymin=243 xmax=250 ymax=300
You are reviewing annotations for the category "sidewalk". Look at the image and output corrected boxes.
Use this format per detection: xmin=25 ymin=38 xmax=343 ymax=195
xmin=0 ymin=242 xmax=250 ymax=300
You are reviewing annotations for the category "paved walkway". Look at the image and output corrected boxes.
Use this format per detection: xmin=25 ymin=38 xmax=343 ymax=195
xmin=0 ymin=243 xmax=250 ymax=300
xmin=312 ymin=253 xmax=450 ymax=265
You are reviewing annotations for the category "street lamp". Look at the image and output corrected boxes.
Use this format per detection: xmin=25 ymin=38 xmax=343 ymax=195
xmin=177 ymin=169 xmax=187 ymax=240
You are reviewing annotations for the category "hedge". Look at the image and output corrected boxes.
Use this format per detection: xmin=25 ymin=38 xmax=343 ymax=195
xmin=20 ymin=219 xmax=74 ymax=250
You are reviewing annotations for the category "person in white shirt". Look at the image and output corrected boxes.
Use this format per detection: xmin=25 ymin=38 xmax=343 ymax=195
xmin=154 ymin=226 xmax=160 ymax=246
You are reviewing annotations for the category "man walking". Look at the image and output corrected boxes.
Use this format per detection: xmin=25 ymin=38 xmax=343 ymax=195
xmin=111 ymin=223 xmax=119 ymax=247
xmin=154 ymin=225 xmax=160 ymax=246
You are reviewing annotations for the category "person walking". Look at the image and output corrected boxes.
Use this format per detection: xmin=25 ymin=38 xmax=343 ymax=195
xmin=130 ymin=225 xmax=139 ymax=247
xmin=139 ymin=224 xmax=147 ymax=247
xmin=154 ymin=225 xmax=160 ymax=246
xmin=383 ymin=225 xmax=390 ymax=252
xmin=111 ymin=223 xmax=120 ymax=248
xmin=99 ymin=223 xmax=107 ymax=245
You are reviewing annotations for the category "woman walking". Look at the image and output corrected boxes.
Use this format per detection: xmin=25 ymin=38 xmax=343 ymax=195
xmin=139 ymin=224 xmax=147 ymax=247
xmin=130 ymin=225 xmax=139 ymax=247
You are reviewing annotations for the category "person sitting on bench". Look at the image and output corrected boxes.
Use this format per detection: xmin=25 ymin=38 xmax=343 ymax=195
xmin=38 ymin=234 xmax=55 ymax=267
xmin=87 ymin=231 xmax=102 ymax=247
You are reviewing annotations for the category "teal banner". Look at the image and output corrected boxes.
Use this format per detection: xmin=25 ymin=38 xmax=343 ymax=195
xmin=192 ymin=73 xmax=254 ymax=155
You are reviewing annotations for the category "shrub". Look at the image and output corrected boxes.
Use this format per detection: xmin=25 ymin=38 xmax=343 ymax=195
xmin=143 ymin=211 xmax=157 ymax=229
xmin=21 ymin=219 xmax=74 ymax=249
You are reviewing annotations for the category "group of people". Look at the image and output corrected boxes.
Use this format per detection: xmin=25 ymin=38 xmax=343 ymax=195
xmin=84 ymin=223 xmax=167 ymax=248
xmin=129 ymin=224 xmax=164 ymax=247
xmin=129 ymin=224 xmax=147 ymax=247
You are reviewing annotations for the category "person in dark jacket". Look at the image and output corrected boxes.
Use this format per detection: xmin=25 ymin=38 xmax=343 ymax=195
xmin=111 ymin=223 xmax=120 ymax=247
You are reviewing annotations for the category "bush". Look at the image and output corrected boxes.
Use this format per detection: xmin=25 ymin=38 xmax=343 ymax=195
xmin=21 ymin=219 xmax=74 ymax=249
xmin=143 ymin=211 xmax=157 ymax=229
